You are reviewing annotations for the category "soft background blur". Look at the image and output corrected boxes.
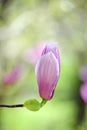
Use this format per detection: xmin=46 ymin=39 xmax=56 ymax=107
xmin=0 ymin=0 xmax=87 ymax=130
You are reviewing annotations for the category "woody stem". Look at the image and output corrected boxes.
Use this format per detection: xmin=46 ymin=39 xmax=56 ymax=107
xmin=0 ymin=104 xmax=24 ymax=108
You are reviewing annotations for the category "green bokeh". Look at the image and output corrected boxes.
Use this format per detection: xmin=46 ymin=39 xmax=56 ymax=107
xmin=0 ymin=0 xmax=87 ymax=130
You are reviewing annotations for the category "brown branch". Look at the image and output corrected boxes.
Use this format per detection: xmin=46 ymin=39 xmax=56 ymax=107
xmin=0 ymin=104 xmax=24 ymax=108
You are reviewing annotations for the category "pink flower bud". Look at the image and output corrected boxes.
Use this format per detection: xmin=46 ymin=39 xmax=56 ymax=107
xmin=3 ymin=65 xmax=23 ymax=85
xmin=35 ymin=43 xmax=60 ymax=100
xmin=80 ymin=82 xmax=87 ymax=103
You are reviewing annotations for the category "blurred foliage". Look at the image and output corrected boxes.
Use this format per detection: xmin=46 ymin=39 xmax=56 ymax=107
xmin=0 ymin=0 xmax=87 ymax=130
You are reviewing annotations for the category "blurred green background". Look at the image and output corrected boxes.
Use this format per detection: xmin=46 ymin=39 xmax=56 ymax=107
xmin=0 ymin=0 xmax=87 ymax=130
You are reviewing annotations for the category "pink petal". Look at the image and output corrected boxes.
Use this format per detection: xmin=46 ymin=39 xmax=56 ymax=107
xmin=41 ymin=42 xmax=60 ymax=73
xmin=35 ymin=52 xmax=59 ymax=100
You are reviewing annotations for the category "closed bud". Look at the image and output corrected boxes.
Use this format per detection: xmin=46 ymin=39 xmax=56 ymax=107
xmin=35 ymin=42 xmax=60 ymax=100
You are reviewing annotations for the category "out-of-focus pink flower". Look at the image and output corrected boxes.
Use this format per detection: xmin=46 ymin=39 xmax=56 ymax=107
xmin=23 ymin=44 xmax=45 ymax=65
xmin=80 ymin=82 xmax=87 ymax=103
xmin=3 ymin=65 xmax=23 ymax=85
xmin=79 ymin=66 xmax=87 ymax=82
xmin=35 ymin=43 xmax=60 ymax=100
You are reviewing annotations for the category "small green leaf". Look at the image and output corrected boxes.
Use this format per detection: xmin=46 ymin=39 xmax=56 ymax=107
xmin=24 ymin=99 xmax=41 ymax=111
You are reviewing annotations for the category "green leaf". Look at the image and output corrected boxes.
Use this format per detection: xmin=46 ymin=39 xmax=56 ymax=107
xmin=24 ymin=99 xmax=41 ymax=111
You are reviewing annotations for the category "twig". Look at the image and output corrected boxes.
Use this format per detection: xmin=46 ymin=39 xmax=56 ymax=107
xmin=0 ymin=104 xmax=24 ymax=108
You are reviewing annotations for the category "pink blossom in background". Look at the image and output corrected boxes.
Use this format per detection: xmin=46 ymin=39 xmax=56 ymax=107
xmin=80 ymin=82 xmax=87 ymax=103
xmin=24 ymin=44 xmax=45 ymax=65
xmin=3 ymin=65 xmax=23 ymax=85
xmin=79 ymin=66 xmax=87 ymax=82
xmin=35 ymin=42 xmax=60 ymax=100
